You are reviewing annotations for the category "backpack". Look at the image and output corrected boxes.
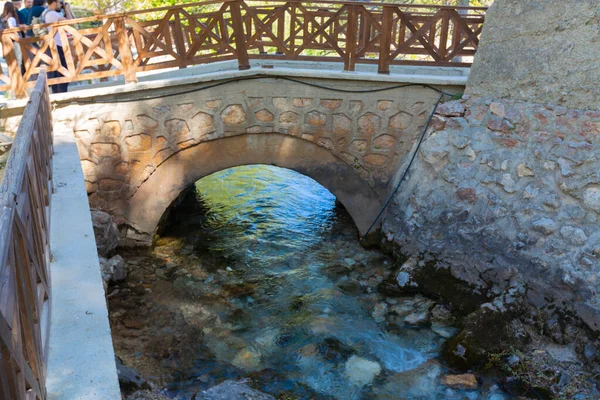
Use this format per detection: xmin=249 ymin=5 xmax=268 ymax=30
xmin=31 ymin=9 xmax=50 ymax=37
xmin=0 ymin=18 xmax=7 ymax=31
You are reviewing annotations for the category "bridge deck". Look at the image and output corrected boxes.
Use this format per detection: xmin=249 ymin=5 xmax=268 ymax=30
xmin=2 ymin=59 xmax=468 ymax=111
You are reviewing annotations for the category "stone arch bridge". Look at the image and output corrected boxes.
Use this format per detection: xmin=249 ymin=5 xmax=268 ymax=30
xmin=46 ymin=73 xmax=463 ymax=245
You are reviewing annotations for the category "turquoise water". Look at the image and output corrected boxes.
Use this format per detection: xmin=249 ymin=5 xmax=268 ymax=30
xmin=113 ymin=165 xmax=507 ymax=399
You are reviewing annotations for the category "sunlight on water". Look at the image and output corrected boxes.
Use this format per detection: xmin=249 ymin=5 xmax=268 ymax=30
xmin=111 ymin=165 xmax=498 ymax=399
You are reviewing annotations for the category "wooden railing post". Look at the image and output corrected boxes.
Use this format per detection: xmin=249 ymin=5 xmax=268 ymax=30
xmin=173 ymin=11 xmax=188 ymax=68
xmin=439 ymin=10 xmax=450 ymax=62
xmin=344 ymin=5 xmax=358 ymax=71
xmin=114 ymin=17 xmax=138 ymax=84
xmin=378 ymin=6 xmax=394 ymax=75
xmin=230 ymin=0 xmax=250 ymax=71
xmin=276 ymin=7 xmax=285 ymax=55
xmin=1 ymin=33 xmax=26 ymax=99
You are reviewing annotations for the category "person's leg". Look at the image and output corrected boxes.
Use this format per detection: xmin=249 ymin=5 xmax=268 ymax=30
xmin=47 ymin=47 xmax=60 ymax=94
xmin=51 ymin=45 xmax=69 ymax=93
xmin=56 ymin=45 xmax=69 ymax=93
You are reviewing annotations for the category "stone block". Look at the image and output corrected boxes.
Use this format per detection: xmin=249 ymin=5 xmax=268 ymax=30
xmin=378 ymin=100 xmax=393 ymax=111
xmin=436 ymin=101 xmax=465 ymax=117
xmin=351 ymin=139 xmax=367 ymax=153
xmin=358 ymin=112 xmax=381 ymax=136
xmin=125 ymin=134 xmax=152 ymax=152
xmin=363 ymin=153 xmax=388 ymax=167
xmin=221 ymin=105 xmax=247 ymax=125
xmin=389 ymin=111 xmax=413 ymax=131
xmin=136 ymin=114 xmax=158 ymax=129
xmin=177 ymin=103 xmax=194 ymax=113
xmin=305 ymin=111 xmax=327 ymax=126
xmin=165 ymin=118 xmax=190 ymax=141
xmin=349 ymin=100 xmax=363 ymax=114
xmin=255 ymin=109 xmax=275 ymax=122
xmin=101 ymin=121 xmax=122 ymax=140
xmin=272 ymin=97 xmax=288 ymax=110
xmin=91 ymin=143 xmax=121 ymax=158
xmin=320 ymin=99 xmax=342 ymax=110
xmin=279 ymin=111 xmax=298 ymax=124
xmin=374 ymin=134 xmax=396 ymax=150
xmin=205 ymin=99 xmax=223 ymax=109
xmin=333 ymin=113 xmax=352 ymax=136
xmin=292 ymin=97 xmax=312 ymax=108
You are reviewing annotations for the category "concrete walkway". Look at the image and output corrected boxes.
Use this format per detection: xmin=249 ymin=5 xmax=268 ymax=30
xmin=45 ymin=125 xmax=121 ymax=399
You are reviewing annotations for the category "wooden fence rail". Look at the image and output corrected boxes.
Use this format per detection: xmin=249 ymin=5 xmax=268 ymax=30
xmin=0 ymin=0 xmax=486 ymax=98
xmin=0 ymin=71 xmax=53 ymax=400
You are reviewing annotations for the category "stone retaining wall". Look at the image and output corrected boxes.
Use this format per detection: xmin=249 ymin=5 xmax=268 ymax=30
xmin=383 ymin=96 xmax=600 ymax=332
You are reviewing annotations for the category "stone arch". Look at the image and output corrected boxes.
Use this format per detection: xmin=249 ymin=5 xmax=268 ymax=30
xmin=126 ymin=133 xmax=382 ymax=244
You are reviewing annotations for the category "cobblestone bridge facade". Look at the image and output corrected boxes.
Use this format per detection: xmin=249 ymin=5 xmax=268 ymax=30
xmin=49 ymin=76 xmax=461 ymax=244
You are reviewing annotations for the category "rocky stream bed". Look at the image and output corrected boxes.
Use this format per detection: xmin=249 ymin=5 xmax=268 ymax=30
xmin=92 ymin=166 xmax=599 ymax=400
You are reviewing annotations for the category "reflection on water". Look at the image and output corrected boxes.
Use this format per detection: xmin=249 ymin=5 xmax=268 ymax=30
xmin=112 ymin=165 xmax=506 ymax=400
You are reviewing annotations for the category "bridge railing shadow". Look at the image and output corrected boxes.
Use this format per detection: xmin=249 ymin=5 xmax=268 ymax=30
xmin=0 ymin=71 xmax=53 ymax=400
xmin=0 ymin=0 xmax=486 ymax=98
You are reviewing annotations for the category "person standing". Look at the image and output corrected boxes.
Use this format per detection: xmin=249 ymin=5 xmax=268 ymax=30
xmin=11 ymin=0 xmax=29 ymax=74
xmin=1 ymin=2 xmax=24 ymax=75
xmin=44 ymin=0 xmax=73 ymax=93
xmin=27 ymin=0 xmax=47 ymax=27
xmin=11 ymin=0 xmax=23 ymax=23
xmin=17 ymin=0 xmax=33 ymax=28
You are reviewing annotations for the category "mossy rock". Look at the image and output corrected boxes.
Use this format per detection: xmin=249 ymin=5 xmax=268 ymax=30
xmin=442 ymin=305 xmax=530 ymax=370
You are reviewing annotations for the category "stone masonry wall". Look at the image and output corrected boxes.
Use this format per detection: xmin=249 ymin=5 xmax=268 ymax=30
xmin=467 ymin=0 xmax=600 ymax=110
xmin=383 ymin=96 xmax=600 ymax=332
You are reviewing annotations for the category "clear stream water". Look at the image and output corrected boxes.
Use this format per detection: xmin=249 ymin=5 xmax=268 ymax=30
xmin=111 ymin=165 xmax=508 ymax=400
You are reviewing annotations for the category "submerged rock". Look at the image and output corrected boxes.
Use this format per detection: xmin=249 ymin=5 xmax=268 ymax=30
xmin=374 ymin=361 xmax=442 ymax=399
xmin=441 ymin=374 xmax=478 ymax=390
xmin=431 ymin=304 xmax=455 ymax=326
xmin=431 ymin=322 xmax=459 ymax=339
xmin=344 ymin=355 xmax=382 ymax=387
xmin=317 ymin=337 xmax=355 ymax=363
xmin=232 ymin=348 xmax=262 ymax=371
xmin=372 ymin=302 xmax=388 ymax=323
xmin=199 ymin=380 xmax=275 ymax=400
xmin=403 ymin=311 xmax=429 ymax=326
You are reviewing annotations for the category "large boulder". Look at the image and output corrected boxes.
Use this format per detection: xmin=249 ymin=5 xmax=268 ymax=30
xmin=91 ymin=209 xmax=119 ymax=257
xmin=442 ymin=289 xmax=529 ymax=369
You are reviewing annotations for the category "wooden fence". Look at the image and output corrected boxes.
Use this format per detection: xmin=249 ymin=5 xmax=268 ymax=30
xmin=0 ymin=0 xmax=486 ymax=98
xmin=0 ymin=71 xmax=53 ymax=400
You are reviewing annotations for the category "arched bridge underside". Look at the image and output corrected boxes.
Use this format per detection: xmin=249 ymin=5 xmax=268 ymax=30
xmin=52 ymin=75 xmax=462 ymax=245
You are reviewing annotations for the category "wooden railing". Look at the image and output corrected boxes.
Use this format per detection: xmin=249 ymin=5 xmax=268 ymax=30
xmin=0 ymin=71 xmax=53 ymax=400
xmin=0 ymin=0 xmax=486 ymax=98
